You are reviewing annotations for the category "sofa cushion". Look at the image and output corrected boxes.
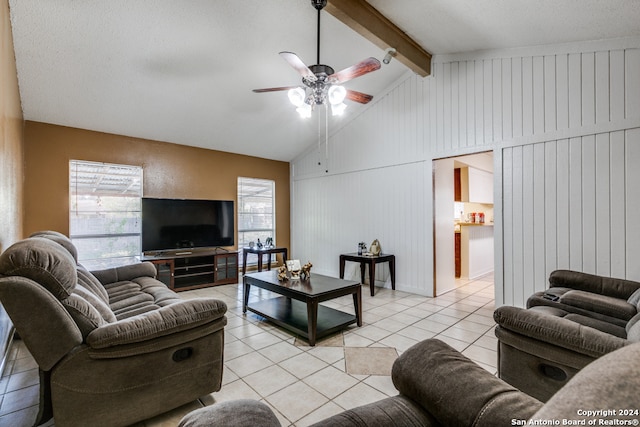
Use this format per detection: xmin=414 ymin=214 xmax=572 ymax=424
xmin=627 ymin=287 xmax=640 ymax=308
xmin=626 ymin=320 xmax=640 ymax=342
xmin=73 ymin=286 xmax=116 ymax=323
xmin=77 ymin=266 xmax=109 ymax=304
xmin=0 ymin=237 xmax=77 ymax=300
xmin=549 ymin=269 xmax=640 ymax=299
xmin=62 ymin=293 xmax=110 ymax=338
xmin=559 ymin=290 xmax=636 ymax=321
xmin=563 ymin=314 xmax=627 ymax=338
xmin=87 ymin=298 xmax=227 ymax=348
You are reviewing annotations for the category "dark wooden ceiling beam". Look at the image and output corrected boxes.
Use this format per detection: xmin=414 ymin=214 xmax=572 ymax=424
xmin=325 ymin=0 xmax=431 ymax=77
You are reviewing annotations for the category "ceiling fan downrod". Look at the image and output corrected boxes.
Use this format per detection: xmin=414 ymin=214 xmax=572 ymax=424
xmin=311 ymin=0 xmax=327 ymax=65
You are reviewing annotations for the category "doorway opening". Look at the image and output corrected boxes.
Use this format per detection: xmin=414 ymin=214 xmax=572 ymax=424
xmin=433 ymin=151 xmax=494 ymax=296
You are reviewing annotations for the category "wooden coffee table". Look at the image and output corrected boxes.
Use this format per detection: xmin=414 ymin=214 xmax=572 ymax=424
xmin=243 ymin=271 xmax=362 ymax=346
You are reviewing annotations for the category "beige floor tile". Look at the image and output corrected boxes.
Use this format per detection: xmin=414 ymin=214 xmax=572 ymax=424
xmin=279 ymin=352 xmax=328 ymax=379
xmin=259 ymin=341 xmax=304 ymax=363
xmin=225 ymin=352 xmax=273 ymax=378
xmin=209 ymin=379 xmax=261 ymax=404
xmin=242 ymin=331 xmax=283 ymax=350
xmin=378 ymin=333 xmax=420 ymax=352
xmin=224 ymin=339 xmax=255 ymax=360
xmin=243 ymin=364 xmax=298 ymax=397
xmin=342 ymin=333 xmax=375 ymax=347
xmin=395 ymin=325 xmax=437 ymax=342
xmin=266 ymin=381 xmax=329 ymax=423
xmin=303 ymin=366 xmax=359 ymax=399
xmin=432 ymin=335 xmax=470 ymax=352
xmin=332 ymin=382 xmax=388 ymax=410
xmin=363 ymin=374 xmax=398 ymax=396
xmin=439 ymin=326 xmax=485 ymax=344
xmin=0 ymin=384 xmax=39 ymax=416
xmin=307 ymin=346 xmax=345 ymax=365
xmin=412 ymin=318 xmax=450 ymax=333
xmin=462 ymin=345 xmax=498 ymax=368
xmin=350 ymin=324 xmax=393 ymax=342
xmin=0 ymin=404 xmax=39 ymax=427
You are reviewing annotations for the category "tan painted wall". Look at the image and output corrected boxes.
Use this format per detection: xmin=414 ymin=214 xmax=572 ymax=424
xmin=24 ymin=121 xmax=290 ymax=251
xmin=0 ymin=0 xmax=24 ymax=252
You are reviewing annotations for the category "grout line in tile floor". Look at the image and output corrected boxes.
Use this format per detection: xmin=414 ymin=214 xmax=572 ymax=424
xmin=0 ymin=273 xmax=496 ymax=427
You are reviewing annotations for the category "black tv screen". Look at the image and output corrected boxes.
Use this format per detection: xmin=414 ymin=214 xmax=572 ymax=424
xmin=142 ymin=198 xmax=234 ymax=252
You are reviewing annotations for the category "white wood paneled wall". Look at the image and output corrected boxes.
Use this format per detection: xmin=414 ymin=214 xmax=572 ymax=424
xmin=502 ymin=130 xmax=640 ymax=306
xmin=292 ymin=37 xmax=640 ymax=303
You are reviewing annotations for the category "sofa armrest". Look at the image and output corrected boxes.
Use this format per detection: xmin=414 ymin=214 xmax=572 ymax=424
xmin=90 ymin=262 xmax=158 ymax=285
xmin=549 ymin=270 xmax=640 ymax=300
xmin=494 ymin=306 xmax=628 ymax=357
xmin=391 ymin=339 xmax=542 ymax=427
xmin=87 ymin=298 xmax=226 ymax=349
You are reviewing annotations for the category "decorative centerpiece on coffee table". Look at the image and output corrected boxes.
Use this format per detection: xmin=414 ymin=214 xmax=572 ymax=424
xmin=300 ymin=261 xmax=313 ymax=279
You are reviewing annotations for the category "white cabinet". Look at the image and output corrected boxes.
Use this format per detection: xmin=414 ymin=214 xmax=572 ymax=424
xmin=460 ymin=225 xmax=494 ymax=279
xmin=461 ymin=167 xmax=493 ymax=204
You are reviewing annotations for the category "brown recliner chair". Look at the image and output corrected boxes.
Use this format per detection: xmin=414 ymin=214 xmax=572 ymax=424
xmin=179 ymin=338 xmax=640 ymax=427
xmin=494 ymin=269 xmax=640 ymax=401
xmin=0 ymin=231 xmax=227 ymax=427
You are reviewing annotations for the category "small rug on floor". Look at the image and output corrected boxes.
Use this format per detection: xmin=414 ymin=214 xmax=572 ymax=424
xmin=344 ymin=347 xmax=398 ymax=376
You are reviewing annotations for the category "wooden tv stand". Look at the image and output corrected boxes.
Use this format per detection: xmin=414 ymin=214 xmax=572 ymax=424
xmin=141 ymin=249 xmax=238 ymax=291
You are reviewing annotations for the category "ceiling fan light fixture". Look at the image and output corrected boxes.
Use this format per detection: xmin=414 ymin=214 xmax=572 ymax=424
xmin=327 ymin=85 xmax=347 ymax=105
xmin=331 ymin=102 xmax=347 ymax=116
xmin=296 ymin=104 xmax=312 ymax=118
xmin=288 ymin=87 xmax=306 ymax=107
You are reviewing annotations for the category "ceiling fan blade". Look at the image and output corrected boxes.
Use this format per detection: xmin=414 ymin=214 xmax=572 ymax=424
xmin=279 ymin=51 xmax=317 ymax=82
xmin=346 ymin=89 xmax=374 ymax=104
xmin=252 ymin=86 xmax=299 ymax=93
xmin=329 ymin=57 xmax=381 ymax=84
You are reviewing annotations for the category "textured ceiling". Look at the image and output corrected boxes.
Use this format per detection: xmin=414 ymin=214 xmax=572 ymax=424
xmin=9 ymin=0 xmax=640 ymax=162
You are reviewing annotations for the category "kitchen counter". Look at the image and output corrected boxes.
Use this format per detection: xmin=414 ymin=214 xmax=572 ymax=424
xmin=460 ymin=224 xmax=494 ymax=279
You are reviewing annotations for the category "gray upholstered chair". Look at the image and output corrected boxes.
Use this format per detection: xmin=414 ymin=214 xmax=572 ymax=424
xmin=179 ymin=338 xmax=640 ymax=427
xmin=494 ymin=269 xmax=640 ymax=401
xmin=0 ymin=231 xmax=227 ymax=427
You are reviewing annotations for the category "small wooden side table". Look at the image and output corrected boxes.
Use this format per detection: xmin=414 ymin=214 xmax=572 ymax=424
xmin=339 ymin=253 xmax=396 ymax=296
xmin=242 ymin=246 xmax=288 ymax=273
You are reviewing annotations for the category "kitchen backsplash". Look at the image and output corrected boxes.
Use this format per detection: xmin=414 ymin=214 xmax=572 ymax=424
xmin=454 ymin=202 xmax=494 ymax=223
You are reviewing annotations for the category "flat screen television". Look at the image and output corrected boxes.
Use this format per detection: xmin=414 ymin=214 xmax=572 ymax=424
xmin=141 ymin=198 xmax=234 ymax=253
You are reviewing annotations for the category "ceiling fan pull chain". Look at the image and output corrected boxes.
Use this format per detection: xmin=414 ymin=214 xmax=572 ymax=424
xmin=325 ymin=103 xmax=329 ymax=173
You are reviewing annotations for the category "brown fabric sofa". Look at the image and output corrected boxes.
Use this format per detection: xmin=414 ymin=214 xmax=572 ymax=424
xmin=0 ymin=231 xmax=227 ymax=427
xmin=179 ymin=338 xmax=640 ymax=427
xmin=494 ymin=269 xmax=640 ymax=401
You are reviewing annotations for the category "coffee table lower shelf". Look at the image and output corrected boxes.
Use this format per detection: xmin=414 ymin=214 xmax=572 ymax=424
xmin=246 ymin=297 xmax=357 ymax=343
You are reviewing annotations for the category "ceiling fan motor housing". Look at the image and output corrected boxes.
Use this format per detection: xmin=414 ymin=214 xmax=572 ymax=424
xmin=311 ymin=0 xmax=327 ymax=11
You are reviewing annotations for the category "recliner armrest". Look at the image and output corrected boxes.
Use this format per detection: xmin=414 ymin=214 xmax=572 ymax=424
xmin=549 ymin=270 xmax=640 ymax=300
xmin=87 ymin=298 xmax=227 ymax=349
xmin=494 ymin=306 xmax=628 ymax=357
xmin=90 ymin=262 xmax=158 ymax=285
xmin=391 ymin=339 xmax=542 ymax=427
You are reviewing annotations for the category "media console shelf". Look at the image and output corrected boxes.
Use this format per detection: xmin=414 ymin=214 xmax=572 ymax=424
xmin=142 ymin=249 xmax=238 ymax=291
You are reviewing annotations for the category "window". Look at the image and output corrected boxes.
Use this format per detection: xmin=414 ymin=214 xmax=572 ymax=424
xmin=69 ymin=160 xmax=142 ymax=269
xmin=237 ymin=177 xmax=275 ymax=266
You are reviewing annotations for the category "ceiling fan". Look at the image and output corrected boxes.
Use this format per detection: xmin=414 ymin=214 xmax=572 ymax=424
xmin=252 ymin=0 xmax=381 ymax=117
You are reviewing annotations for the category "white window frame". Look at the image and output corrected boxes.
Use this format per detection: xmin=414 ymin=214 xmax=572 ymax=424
xmin=69 ymin=160 xmax=143 ymax=269
xmin=237 ymin=177 xmax=276 ymax=268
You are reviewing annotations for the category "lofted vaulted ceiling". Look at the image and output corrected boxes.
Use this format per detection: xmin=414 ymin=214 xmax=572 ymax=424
xmin=9 ymin=0 xmax=640 ymax=162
